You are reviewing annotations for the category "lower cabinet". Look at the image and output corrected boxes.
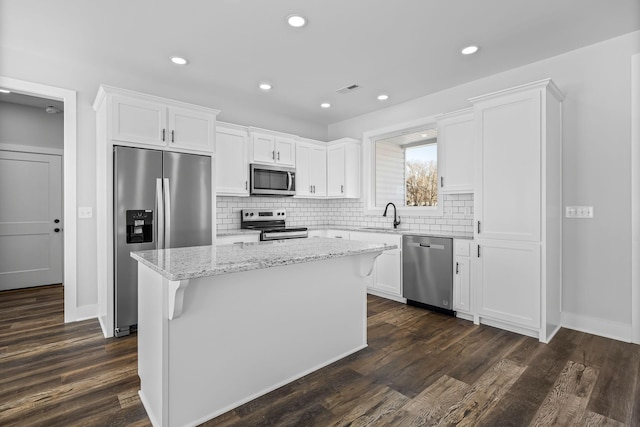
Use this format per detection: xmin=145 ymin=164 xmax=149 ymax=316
xmin=453 ymin=239 xmax=473 ymax=320
xmin=349 ymin=231 xmax=403 ymax=301
xmin=476 ymin=239 xmax=541 ymax=330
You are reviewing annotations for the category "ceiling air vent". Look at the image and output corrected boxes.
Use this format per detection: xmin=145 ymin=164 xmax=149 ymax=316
xmin=336 ymin=84 xmax=361 ymax=94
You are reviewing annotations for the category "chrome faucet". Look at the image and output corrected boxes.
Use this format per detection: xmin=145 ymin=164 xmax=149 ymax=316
xmin=383 ymin=202 xmax=401 ymax=229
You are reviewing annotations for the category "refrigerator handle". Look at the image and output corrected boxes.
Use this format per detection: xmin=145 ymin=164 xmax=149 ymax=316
xmin=156 ymin=178 xmax=164 ymax=249
xmin=163 ymin=178 xmax=171 ymax=249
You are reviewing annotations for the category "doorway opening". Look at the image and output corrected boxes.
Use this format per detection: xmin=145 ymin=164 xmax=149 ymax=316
xmin=0 ymin=76 xmax=78 ymax=322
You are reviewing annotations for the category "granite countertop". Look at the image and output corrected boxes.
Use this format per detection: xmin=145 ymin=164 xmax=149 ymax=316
xmin=308 ymin=226 xmax=474 ymax=240
xmin=216 ymin=229 xmax=261 ymax=237
xmin=131 ymin=237 xmax=395 ymax=281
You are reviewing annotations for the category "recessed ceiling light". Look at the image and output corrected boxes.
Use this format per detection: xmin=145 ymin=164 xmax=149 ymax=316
xmin=0 ymin=88 xmax=11 ymax=94
xmin=320 ymin=103 xmax=331 ymax=108
xmin=286 ymin=14 xmax=307 ymax=28
xmin=170 ymin=56 xmax=188 ymax=65
xmin=377 ymin=94 xmax=389 ymax=101
xmin=259 ymin=83 xmax=272 ymax=91
xmin=461 ymin=45 xmax=479 ymax=55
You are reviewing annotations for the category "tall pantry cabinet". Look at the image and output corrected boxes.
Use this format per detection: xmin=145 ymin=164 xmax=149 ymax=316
xmin=470 ymin=79 xmax=564 ymax=343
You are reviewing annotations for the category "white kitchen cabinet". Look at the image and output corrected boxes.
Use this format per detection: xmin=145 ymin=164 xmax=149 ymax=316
xmin=349 ymin=231 xmax=403 ymax=301
xmin=453 ymin=239 xmax=472 ymax=319
xmin=470 ymin=79 xmax=563 ymax=343
xmin=327 ymin=138 xmax=361 ymax=198
xmin=250 ymin=130 xmax=296 ymax=167
xmin=215 ymin=233 xmax=260 ymax=246
xmin=111 ymin=90 xmax=217 ymax=153
xmin=216 ymin=123 xmax=249 ymax=196
xmin=437 ymin=108 xmax=474 ymax=194
xmin=296 ymin=139 xmax=327 ymax=197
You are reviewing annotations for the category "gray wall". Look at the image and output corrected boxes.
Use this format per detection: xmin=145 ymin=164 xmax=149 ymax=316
xmin=329 ymin=31 xmax=640 ymax=328
xmin=0 ymin=102 xmax=64 ymax=150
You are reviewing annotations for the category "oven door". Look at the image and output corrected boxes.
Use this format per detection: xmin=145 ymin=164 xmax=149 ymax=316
xmin=250 ymin=164 xmax=296 ymax=196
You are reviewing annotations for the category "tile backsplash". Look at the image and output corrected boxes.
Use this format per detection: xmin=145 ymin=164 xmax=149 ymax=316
xmin=217 ymin=194 xmax=474 ymax=234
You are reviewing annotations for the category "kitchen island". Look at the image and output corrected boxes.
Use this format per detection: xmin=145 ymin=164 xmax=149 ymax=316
xmin=130 ymin=237 xmax=393 ymax=427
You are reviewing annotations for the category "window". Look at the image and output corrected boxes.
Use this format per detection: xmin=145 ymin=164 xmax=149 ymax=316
xmin=374 ymin=127 xmax=438 ymax=208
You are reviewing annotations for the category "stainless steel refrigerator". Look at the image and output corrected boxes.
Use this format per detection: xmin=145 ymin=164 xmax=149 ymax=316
xmin=113 ymin=146 xmax=212 ymax=337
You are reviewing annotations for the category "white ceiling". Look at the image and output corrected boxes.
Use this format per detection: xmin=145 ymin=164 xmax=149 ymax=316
xmin=1 ymin=0 xmax=639 ymax=126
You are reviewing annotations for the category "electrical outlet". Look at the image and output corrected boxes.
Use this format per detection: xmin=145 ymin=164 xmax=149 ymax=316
xmin=565 ymin=206 xmax=593 ymax=219
xmin=78 ymin=207 xmax=93 ymax=219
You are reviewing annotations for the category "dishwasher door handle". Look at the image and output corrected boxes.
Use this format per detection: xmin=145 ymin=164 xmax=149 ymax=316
xmin=407 ymin=242 xmax=445 ymax=250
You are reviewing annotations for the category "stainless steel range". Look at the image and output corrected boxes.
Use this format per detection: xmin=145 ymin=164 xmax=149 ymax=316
xmin=240 ymin=209 xmax=308 ymax=241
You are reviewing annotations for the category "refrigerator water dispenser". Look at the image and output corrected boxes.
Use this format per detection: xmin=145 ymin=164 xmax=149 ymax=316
xmin=126 ymin=210 xmax=153 ymax=244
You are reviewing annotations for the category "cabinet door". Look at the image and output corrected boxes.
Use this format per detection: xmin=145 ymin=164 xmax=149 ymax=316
xmin=375 ymin=249 xmax=402 ymax=296
xmin=295 ymin=143 xmax=312 ymax=196
xmin=216 ymin=127 xmax=249 ymax=195
xmin=327 ymin=144 xmax=345 ymax=197
xmin=252 ymin=133 xmax=276 ymax=164
xmin=439 ymin=113 xmax=474 ymax=193
xmin=112 ymin=96 xmax=166 ymax=146
xmin=310 ymin=146 xmax=327 ymax=197
xmin=475 ymin=91 xmax=541 ymax=241
xmin=453 ymin=257 xmax=471 ymax=313
xmin=476 ymin=239 xmax=540 ymax=328
xmin=168 ymin=107 xmax=215 ymax=152
xmin=275 ymin=138 xmax=296 ymax=166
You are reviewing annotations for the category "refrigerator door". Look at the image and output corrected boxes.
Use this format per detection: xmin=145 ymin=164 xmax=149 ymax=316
xmin=163 ymin=151 xmax=212 ymax=248
xmin=114 ymin=146 xmax=163 ymax=336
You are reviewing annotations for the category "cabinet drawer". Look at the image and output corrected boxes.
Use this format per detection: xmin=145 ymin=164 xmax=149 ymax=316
xmin=454 ymin=239 xmax=471 ymax=257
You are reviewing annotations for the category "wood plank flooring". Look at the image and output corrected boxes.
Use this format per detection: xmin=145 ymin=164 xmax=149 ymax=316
xmin=1 ymin=285 xmax=639 ymax=426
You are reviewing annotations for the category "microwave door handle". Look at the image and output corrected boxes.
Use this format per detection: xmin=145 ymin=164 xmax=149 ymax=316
xmin=288 ymin=172 xmax=293 ymax=191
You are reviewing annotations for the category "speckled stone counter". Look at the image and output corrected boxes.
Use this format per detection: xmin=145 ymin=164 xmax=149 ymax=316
xmin=131 ymin=237 xmax=395 ymax=281
xmin=308 ymin=225 xmax=474 ymax=240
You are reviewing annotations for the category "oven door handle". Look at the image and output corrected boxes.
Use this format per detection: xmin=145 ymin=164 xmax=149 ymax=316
xmin=262 ymin=230 xmax=308 ymax=240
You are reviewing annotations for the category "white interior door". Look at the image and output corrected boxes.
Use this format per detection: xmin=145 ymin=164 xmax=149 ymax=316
xmin=0 ymin=151 xmax=63 ymax=290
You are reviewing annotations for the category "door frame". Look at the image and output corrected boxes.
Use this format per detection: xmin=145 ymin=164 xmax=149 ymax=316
xmin=0 ymin=76 xmax=79 ymax=323
xmin=632 ymin=54 xmax=640 ymax=344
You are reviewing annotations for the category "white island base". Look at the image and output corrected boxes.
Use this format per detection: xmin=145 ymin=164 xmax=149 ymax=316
xmin=136 ymin=249 xmax=382 ymax=427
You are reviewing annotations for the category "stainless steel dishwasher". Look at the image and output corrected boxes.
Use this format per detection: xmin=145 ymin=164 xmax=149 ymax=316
xmin=402 ymin=235 xmax=454 ymax=314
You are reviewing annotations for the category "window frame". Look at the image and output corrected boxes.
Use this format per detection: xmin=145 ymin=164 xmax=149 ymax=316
xmin=362 ymin=116 xmax=443 ymax=217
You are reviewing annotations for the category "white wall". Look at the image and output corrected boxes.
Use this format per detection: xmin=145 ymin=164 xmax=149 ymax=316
xmin=0 ymin=47 xmax=326 ymax=308
xmin=329 ymin=31 xmax=640 ymax=331
xmin=0 ymin=102 xmax=64 ymax=150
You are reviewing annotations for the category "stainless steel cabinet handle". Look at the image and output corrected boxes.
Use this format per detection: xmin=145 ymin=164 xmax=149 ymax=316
xmin=272 ymin=150 xmax=275 ymax=160
xmin=54 ymin=219 xmax=60 ymax=223
xmin=477 ymin=244 xmax=481 ymax=258
xmin=456 ymin=262 xmax=459 ymax=274
xmin=441 ymin=176 xmax=444 ymax=187
xmin=277 ymin=151 xmax=280 ymax=161
xmin=477 ymin=221 xmax=481 ymax=234
xmin=162 ymin=129 xmax=166 ymax=141
xmin=171 ymin=130 xmax=175 ymax=142
xmin=245 ymin=181 xmax=248 ymax=190
xmin=54 ymin=228 xmax=61 ymax=233
xmin=341 ymin=184 xmax=344 ymax=193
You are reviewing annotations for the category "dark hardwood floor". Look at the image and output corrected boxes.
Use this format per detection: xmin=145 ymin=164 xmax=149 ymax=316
xmin=1 ymin=285 xmax=639 ymax=426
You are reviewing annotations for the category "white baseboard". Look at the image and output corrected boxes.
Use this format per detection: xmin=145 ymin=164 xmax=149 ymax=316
xmin=367 ymin=288 xmax=407 ymax=303
xmin=65 ymin=303 xmax=98 ymax=323
xmin=561 ymin=312 xmax=632 ymax=343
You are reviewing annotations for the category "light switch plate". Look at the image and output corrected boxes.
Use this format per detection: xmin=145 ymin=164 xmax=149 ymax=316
xmin=565 ymin=206 xmax=593 ymax=218
xmin=78 ymin=207 xmax=93 ymax=219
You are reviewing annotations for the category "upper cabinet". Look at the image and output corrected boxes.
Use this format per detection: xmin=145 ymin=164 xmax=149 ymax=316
xmin=216 ymin=123 xmax=249 ymax=196
xmin=250 ymin=129 xmax=296 ymax=167
xmin=327 ymin=138 xmax=361 ymax=198
xmin=106 ymin=87 xmax=218 ymax=153
xmin=296 ymin=139 xmax=327 ymax=197
xmin=437 ymin=108 xmax=474 ymax=194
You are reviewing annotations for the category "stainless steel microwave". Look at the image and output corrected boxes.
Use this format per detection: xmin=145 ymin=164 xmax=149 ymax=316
xmin=250 ymin=163 xmax=296 ymax=196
